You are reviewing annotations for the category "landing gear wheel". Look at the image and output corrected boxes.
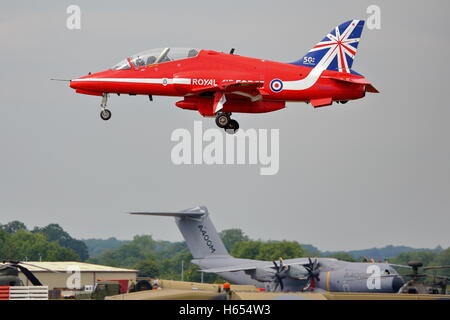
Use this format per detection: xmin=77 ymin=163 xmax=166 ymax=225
xmin=135 ymin=280 xmax=152 ymax=292
xmin=225 ymin=119 xmax=239 ymax=134
xmin=215 ymin=113 xmax=231 ymax=128
xmin=100 ymin=109 xmax=112 ymax=121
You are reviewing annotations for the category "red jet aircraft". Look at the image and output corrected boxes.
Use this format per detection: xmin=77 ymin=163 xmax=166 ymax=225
xmin=69 ymin=20 xmax=378 ymax=133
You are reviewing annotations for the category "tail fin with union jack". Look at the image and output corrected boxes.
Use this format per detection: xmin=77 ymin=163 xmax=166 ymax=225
xmin=292 ymin=20 xmax=365 ymax=74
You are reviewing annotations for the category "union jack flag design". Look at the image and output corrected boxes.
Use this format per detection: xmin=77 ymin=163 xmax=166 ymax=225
xmin=292 ymin=20 xmax=365 ymax=74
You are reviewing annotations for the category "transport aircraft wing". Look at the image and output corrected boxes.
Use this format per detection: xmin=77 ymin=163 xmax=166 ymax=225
xmin=200 ymin=258 xmax=312 ymax=273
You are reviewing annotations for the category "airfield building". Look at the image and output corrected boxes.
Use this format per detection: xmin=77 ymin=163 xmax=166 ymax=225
xmin=10 ymin=261 xmax=137 ymax=291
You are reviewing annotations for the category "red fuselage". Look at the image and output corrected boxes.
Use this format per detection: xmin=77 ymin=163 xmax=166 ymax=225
xmin=70 ymin=49 xmax=371 ymax=116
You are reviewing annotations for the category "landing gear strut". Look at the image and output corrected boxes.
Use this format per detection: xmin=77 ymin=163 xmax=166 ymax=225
xmin=100 ymin=93 xmax=112 ymax=120
xmin=215 ymin=112 xmax=239 ymax=134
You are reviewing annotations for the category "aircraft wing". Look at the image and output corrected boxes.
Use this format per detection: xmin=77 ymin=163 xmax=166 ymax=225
xmin=185 ymin=81 xmax=265 ymax=113
xmin=200 ymin=264 xmax=268 ymax=274
xmin=190 ymin=81 xmax=264 ymax=95
xmin=191 ymin=81 xmax=264 ymax=109
xmin=200 ymin=258 xmax=312 ymax=273
xmin=388 ymin=263 xmax=412 ymax=269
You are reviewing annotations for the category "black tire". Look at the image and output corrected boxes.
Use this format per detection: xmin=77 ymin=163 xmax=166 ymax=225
xmin=215 ymin=114 xmax=230 ymax=128
xmin=135 ymin=280 xmax=152 ymax=291
xmin=225 ymin=119 xmax=239 ymax=135
xmin=100 ymin=109 xmax=112 ymax=121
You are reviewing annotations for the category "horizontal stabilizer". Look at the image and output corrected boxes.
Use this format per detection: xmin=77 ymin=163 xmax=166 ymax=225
xmin=129 ymin=206 xmax=208 ymax=219
xmin=365 ymin=84 xmax=379 ymax=93
xmin=324 ymin=75 xmax=371 ymax=85
xmin=325 ymin=75 xmax=379 ymax=93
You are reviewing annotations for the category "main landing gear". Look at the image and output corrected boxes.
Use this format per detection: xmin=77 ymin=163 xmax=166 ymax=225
xmin=215 ymin=112 xmax=239 ymax=134
xmin=100 ymin=93 xmax=112 ymax=120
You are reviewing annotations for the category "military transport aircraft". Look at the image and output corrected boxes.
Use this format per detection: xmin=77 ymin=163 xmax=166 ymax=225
xmin=130 ymin=207 xmax=404 ymax=293
xmin=67 ymin=20 xmax=377 ymax=133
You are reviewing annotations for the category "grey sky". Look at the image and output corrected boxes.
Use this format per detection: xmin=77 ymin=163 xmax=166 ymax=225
xmin=0 ymin=0 xmax=449 ymax=251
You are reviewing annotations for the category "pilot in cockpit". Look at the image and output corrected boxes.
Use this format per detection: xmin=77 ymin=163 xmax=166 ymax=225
xmin=146 ymin=56 xmax=156 ymax=65
xmin=134 ymin=56 xmax=146 ymax=67
xmin=111 ymin=48 xmax=200 ymax=70
xmin=188 ymin=49 xmax=198 ymax=58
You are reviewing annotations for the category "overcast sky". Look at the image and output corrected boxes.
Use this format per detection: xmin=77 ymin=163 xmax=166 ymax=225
xmin=0 ymin=0 xmax=449 ymax=251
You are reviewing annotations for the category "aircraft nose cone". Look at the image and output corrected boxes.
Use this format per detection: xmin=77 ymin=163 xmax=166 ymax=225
xmin=69 ymin=79 xmax=78 ymax=89
xmin=392 ymin=275 xmax=404 ymax=293
xmin=69 ymin=78 xmax=91 ymax=91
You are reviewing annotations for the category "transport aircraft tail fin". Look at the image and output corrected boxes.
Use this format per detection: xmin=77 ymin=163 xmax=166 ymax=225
xmin=130 ymin=206 xmax=230 ymax=259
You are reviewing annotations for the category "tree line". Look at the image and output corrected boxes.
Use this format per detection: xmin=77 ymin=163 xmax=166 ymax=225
xmin=0 ymin=221 xmax=88 ymax=261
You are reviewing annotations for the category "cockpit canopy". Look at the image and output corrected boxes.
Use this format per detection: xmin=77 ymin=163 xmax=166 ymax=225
xmin=111 ymin=47 xmax=200 ymax=70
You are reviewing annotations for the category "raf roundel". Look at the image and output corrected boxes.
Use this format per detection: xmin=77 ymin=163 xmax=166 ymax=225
xmin=270 ymin=79 xmax=283 ymax=93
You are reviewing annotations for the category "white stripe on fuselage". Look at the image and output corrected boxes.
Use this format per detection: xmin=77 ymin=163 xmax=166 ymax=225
xmin=73 ymin=67 xmax=327 ymax=92
xmin=282 ymin=66 xmax=326 ymax=91
xmin=71 ymin=78 xmax=191 ymax=85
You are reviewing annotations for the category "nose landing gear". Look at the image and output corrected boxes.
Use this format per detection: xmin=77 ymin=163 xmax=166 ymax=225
xmin=215 ymin=112 xmax=231 ymax=128
xmin=215 ymin=112 xmax=239 ymax=134
xmin=100 ymin=93 xmax=112 ymax=120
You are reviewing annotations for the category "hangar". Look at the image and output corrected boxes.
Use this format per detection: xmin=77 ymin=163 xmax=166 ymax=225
xmin=1 ymin=261 xmax=138 ymax=291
